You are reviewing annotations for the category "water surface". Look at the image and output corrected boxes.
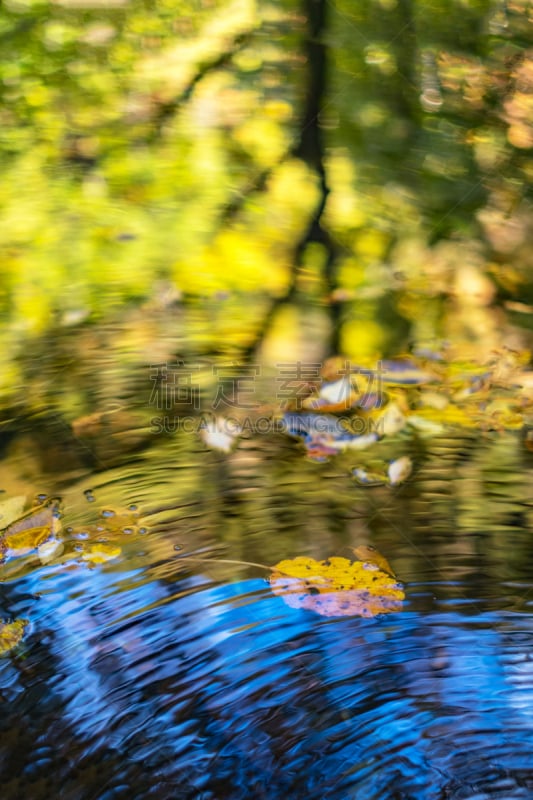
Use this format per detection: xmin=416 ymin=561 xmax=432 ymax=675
xmin=1 ymin=426 xmax=532 ymax=799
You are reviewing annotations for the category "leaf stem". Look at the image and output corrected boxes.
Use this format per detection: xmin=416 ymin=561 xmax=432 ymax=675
xmin=177 ymin=556 xmax=273 ymax=572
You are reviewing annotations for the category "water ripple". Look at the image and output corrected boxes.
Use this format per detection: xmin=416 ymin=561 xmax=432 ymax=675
xmin=1 ymin=555 xmax=532 ymax=800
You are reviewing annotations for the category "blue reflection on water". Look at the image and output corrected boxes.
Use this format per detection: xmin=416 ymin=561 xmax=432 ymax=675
xmin=1 ymin=562 xmax=532 ymax=799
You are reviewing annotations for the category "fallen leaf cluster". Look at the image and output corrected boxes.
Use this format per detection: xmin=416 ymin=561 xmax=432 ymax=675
xmin=199 ymin=350 xmax=533 ymax=468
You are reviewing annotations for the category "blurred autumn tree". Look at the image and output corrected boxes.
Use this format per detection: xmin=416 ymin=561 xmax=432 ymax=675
xmin=0 ymin=0 xmax=532 ymax=396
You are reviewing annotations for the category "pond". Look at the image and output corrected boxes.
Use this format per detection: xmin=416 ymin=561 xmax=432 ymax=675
xmin=1 ymin=387 xmax=532 ymax=799
xmin=1 ymin=0 xmax=533 ymax=796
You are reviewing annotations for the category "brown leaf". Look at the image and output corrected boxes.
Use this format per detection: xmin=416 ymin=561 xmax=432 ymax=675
xmin=353 ymin=545 xmax=396 ymax=577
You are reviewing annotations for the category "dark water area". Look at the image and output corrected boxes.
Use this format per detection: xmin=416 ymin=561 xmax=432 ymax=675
xmin=1 ymin=421 xmax=532 ymax=800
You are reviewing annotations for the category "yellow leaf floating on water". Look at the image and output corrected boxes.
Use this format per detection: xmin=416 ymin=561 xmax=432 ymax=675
xmin=81 ymin=543 xmax=122 ymax=565
xmin=4 ymin=526 xmax=52 ymax=553
xmin=269 ymin=549 xmax=404 ymax=618
xmin=1 ymin=502 xmax=59 ymax=558
xmin=0 ymin=619 xmax=28 ymax=656
xmin=408 ymin=404 xmax=477 ymax=428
